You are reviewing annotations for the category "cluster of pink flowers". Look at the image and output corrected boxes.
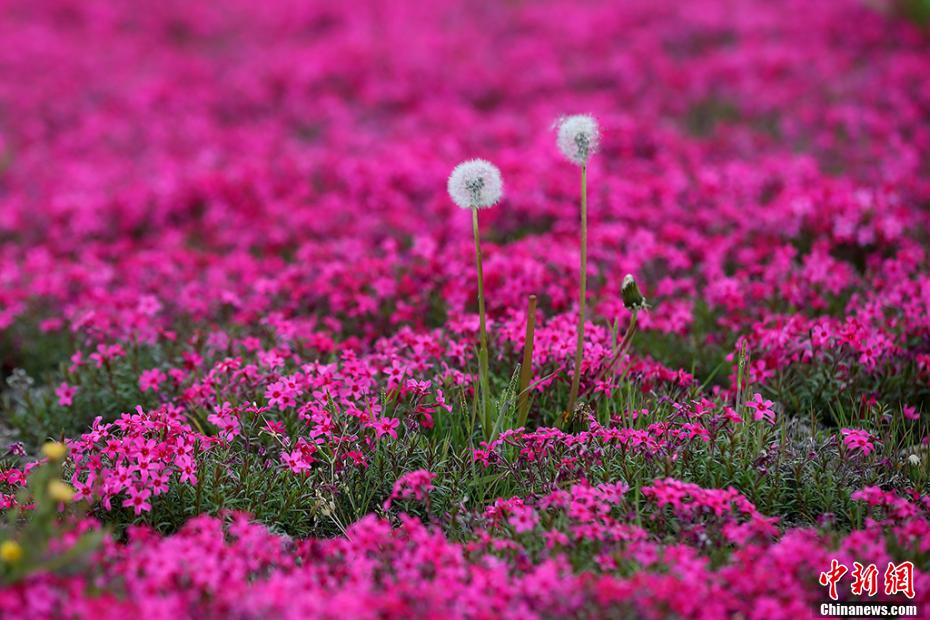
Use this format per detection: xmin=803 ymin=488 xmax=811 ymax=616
xmin=384 ymin=470 xmax=436 ymax=510
xmin=0 ymin=0 xmax=926 ymax=408
xmin=66 ymin=407 xmax=214 ymax=514
xmin=1 ymin=0 xmax=929 ymax=616
xmin=0 ymin=483 xmax=928 ymax=618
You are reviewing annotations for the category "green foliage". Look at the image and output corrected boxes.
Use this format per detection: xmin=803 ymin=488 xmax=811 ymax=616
xmin=2 ymin=348 xmax=167 ymax=449
xmin=2 ymin=315 xmax=928 ymax=551
xmin=1 ymin=445 xmax=103 ymax=584
xmin=633 ymin=301 xmax=732 ymax=390
xmin=895 ymin=0 xmax=930 ymax=25
xmin=766 ymin=354 xmax=930 ymax=433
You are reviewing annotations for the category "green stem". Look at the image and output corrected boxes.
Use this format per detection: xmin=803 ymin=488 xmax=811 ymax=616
xmin=516 ymin=294 xmax=537 ymax=429
xmin=472 ymin=207 xmax=492 ymax=438
xmin=567 ymin=165 xmax=588 ymax=417
xmin=583 ymin=309 xmax=638 ymax=397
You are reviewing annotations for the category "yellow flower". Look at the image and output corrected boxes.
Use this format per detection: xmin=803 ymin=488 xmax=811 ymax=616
xmin=42 ymin=441 xmax=68 ymax=462
xmin=0 ymin=540 xmax=23 ymax=564
xmin=48 ymin=480 xmax=75 ymax=503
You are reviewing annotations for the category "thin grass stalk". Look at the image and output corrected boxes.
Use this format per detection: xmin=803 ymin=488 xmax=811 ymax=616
xmin=516 ymin=294 xmax=537 ymax=428
xmin=584 ymin=309 xmax=639 ymax=396
xmin=735 ymin=341 xmax=750 ymax=410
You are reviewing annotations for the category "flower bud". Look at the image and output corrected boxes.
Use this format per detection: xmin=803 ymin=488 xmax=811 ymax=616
xmin=42 ymin=441 xmax=67 ymax=462
xmin=621 ymin=274 xmax=648 ymax=311
xmin=48 ymin=480 xmax=75 ymax=503
xmin=0 ymin=540 xmax=23 ymax=564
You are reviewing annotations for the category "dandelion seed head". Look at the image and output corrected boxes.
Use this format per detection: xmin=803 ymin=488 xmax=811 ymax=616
xmin=447 ymin=159 xmax=503 ymax=209
xmin=556 ymin=114 xmax=599 ymax=165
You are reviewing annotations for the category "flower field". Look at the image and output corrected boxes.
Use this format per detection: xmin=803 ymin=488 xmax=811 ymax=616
xmin=2 ymin=0 xmax=930 ymax=617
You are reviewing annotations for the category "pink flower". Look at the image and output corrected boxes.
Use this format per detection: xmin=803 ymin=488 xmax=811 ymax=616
xmin=384 ymin=360 xmax=407 ymax=389
xmin=508 ymin=505 xmax=539 ymax=533
xmin=435 ymin=389 xmax=453 ymax=413
xmin=122 ymin=486 xmax=152 ymax=515
xmin=176 ymin=455 xmax=198 ymax=485
xmin=265 ymin=380 xmax=298 ymax=411
xmin=281 ymin=439 xmax=317 ymax=474
xmin=90 ymin=344 xmax=125 ymax=368
xmin=139 ymin=368 xmax=167 ymax=393
xmin=544 ymin=530 xmax=570 ymax=549
xmin=384 ymin=469 xmax=435 ymax=509
xmin=207 ymin=402 xmax=241 ymax=441
xmin=841 ymin=428 xmax=876 ymax=456
xmin=722 ymin=406 xmax=742 ymax=425
xmin=264 ymin=420 xmax=286 ymax=435
xmin=369 ymin=417 xmax=400 ymax=439
xmin=746 ymin=393 xmax=775 ymax=424
xmin=55 ymin=382 xmax=77 ymax=407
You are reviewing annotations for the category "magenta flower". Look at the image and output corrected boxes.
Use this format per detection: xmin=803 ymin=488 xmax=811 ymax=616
xmin=746 ymin=393 xmax=775 ymax=424
xmin=122 ymin=486 xmax=152 ymax=516
xmin=207 ymin=402 xmax=241 ymax=441
xmin=841 ymin=428 xmax=877 ymax=457
xmin=176 ymin=455 xmax=198 ymax=485
xmin=55 ymin=382 xmax=77 ymax=407
xmin=265 ymin=380 xmax=299 ymax=411
xmin=263 ymin=420 xmax=286 ymax=435
xmin=508 ymin=505 xmax=540 ymax=533
xmin=281 ymin=438 xmax=317 ymax=474
xmin=281 ymin=450 xmax=311 ymax=474
xmin=138 ymin=368 xmax=167 ymax=393
xmin=383 ymin=469 xmax=435 ymax=509
xmin=369 ymin=417 xmax=400 ymax=439
xmin=90 ymin=344 xmax=125 ymax=368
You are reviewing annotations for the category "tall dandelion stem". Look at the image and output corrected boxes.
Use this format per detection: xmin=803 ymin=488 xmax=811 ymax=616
xmin=555 ymin=114 xmax=599 ymax=419
xmin=448 ymin=158 xmax=503 ymax=439
xmin=472 ymin=207 xmax=491 ymax=435
xmin=567 ymin=164 xmax=587 ymax=415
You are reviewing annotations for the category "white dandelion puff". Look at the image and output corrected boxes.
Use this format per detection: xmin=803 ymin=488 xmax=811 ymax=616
xmin=556 ymin=114 xmax=599 ymax=166
xmin=447 ymin=159 xmax=503 ymax=209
